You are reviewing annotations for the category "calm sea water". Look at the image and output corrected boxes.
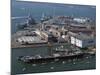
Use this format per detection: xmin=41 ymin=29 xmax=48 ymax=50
xmin=11 ymin=0 xmax=96 ymax=75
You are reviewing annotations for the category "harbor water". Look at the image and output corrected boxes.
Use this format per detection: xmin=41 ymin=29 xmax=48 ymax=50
xmin=11 ymin=0 xmax=96 ymax=74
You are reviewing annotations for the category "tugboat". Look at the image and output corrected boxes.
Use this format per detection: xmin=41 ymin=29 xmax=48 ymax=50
xmin=17 ymin=46 xmax=85 ymax=63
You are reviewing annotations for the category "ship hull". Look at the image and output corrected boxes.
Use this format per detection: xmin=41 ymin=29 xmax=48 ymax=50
xmin=18 ymin=53 xmax=84 ymax=63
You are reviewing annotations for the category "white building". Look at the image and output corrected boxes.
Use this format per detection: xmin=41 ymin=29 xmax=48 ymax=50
xmin=17 ymin=36 xmax=47 ymax=44
xmin=70 ymin=34 xmax=95 ymax=48
xmin=73 ymin=18 xmax=87 ymax=23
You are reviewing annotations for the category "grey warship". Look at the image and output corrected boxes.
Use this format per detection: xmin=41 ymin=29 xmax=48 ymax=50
xmin=17 ymin=46 xmax=85 ymax=63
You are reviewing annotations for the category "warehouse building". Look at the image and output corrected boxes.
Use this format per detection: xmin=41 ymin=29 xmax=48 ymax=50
xmin=73 ymin=18 xmax=88 ymax=24
xmin=17 ymin=36 xmax=47 ymax=45
xmin=70 ymin=34 xmax=96 ymax=48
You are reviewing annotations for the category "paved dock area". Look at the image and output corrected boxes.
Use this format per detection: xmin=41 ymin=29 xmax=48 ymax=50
xmin=11 ymin=30 xmax=68 ymax=48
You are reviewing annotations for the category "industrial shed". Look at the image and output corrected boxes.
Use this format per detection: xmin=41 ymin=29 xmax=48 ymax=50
xmin=70 ymin=34 xmax=96 ymax=48
xmin=17 ymin=36 xmax=47 ymax=44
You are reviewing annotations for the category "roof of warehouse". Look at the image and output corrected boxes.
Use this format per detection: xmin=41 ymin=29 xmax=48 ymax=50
xmin=18 ymin=36 xmax=41 ymax=42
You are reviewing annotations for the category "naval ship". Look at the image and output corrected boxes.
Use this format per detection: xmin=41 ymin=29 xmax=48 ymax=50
xmin=16 ymin=14 xmax=37 ymax=29
xmin=17 ymin=46 xmax=85 ymax=63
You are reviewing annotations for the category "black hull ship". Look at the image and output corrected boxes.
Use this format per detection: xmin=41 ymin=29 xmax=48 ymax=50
xmin=17 ymin=46 xmax=85 ymax=63
xmin=18 ymin=53 xmax=84 ymax=63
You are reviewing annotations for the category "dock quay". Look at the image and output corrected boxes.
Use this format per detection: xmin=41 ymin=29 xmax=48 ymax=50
xmin=11 ymin=42 xmax=68 ymax=49
xmin=11 ymin=15 xmax=96 ymax=50
xmin=12 ymin=19 xmax=96 ymax=65
xmin=11 ymin=30 xmax=68 ymax=48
